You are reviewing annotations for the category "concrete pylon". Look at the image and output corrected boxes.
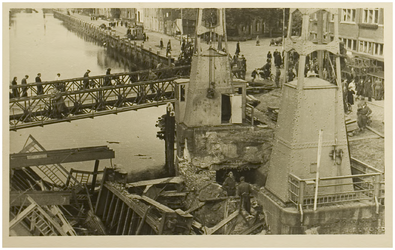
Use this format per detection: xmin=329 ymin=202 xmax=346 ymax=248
xmin=265 ymin=9 xmax=353 ymax=202
xmin=179 ymin=9 xmax=243 ymax=127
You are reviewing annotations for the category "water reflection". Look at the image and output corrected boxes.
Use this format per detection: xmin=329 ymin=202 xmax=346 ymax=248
xmin=9 ymin=10 xmax=166 ymax=177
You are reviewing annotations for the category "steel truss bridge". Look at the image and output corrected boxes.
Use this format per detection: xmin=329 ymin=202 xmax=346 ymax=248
xmin=9 ymin=66 xmax=192 ymax=131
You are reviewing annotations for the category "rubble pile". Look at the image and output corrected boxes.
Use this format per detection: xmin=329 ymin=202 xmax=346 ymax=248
xmin=178 ymin=160 xmax=216 ymax=191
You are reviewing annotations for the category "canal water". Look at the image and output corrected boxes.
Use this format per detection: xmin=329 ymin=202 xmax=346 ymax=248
xmin=9 ymin=10 xmax=166 ymax=177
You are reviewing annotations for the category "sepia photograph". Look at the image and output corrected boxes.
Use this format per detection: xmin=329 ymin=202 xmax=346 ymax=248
xmin=4 ymin=2 xmax=392 ymax=248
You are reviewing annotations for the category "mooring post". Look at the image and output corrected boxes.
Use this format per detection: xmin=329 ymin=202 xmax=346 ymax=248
xmin=91 ymin=160 xmax=100 ymax=194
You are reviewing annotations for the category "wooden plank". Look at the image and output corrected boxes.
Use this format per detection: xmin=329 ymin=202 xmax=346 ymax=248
xmin=105 ymin=195 xmax=116 ymax=223
xmin=10 ymin=191 xmax=72 ymax=206
xmin=10 ymin=146 xmax=115 ymax=169
xmin=91 ymin=160 xmax=100 ymax=194
xmin=122 ymin=208 xmax=131 ymax=235
xmin=240 ymin=221 xmax=265 ymax=235
xmin=348 ymin=135 xmax=381 ymax=142
xmin=185 ymin=202 xmax=205 ymax=214
xmin=140 ymin=196 xmax=175 ymax=213
xmin=128 ymin=211 xmax=137 ymax=235
xmin=100 ymin=189 xmax=111 ymax=220
xmin=110 ymin=198 xmax=121 ymax=229
xmin=160 ymin=191 xmax=188 ymax=197
xmin=125 ymin=176 xmax=184 ymax=188
xmin=116 ymin=203 xmax=126 ymax=234
xmin=366 ymin=126 xmax=384 ymax=138
xmin=104 ymin=184 xmax=162 ymax=234
xmin=135 ymin=207 xmax=151 ymax=235
xmin=206 ymin=210 xmax=239 ymax=235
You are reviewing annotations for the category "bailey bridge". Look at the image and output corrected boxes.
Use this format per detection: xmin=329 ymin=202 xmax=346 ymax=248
xmin=9 ymin=66 xmax=246 ymax=131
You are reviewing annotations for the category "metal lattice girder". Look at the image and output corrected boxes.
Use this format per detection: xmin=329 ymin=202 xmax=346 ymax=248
xmin=10 ymin=146 xmax=115 ymax=169
xmin=10 ymin=191 xmax=72 ymax=206
xmin=12 ymin=135 xmax=83 ymax=190
xmin=9 ymin=71 xmax=182 ymax=130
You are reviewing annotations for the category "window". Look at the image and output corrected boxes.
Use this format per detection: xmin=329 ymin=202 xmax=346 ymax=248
xmin=358 ymin=40 xmax=384 ymax=56
xmin=340 ymin=38 xmax=357 ymax=51
xmin=362 ymin=8 xmax=379 ymax=24
xmin=342 ymin=9 xmax=356 ymax=22
xmin=256 ymin=21 xmax=259 ymax=32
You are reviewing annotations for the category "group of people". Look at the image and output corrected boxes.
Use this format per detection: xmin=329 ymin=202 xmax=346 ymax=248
xmin=230 ymin=42 xmax=247 ymax=79
xmin=176 ymin=38 xmax=194 ymax=66
xmin=158 ymin=39 xmax=172 ymax=57
xmin=10 ymin=73 xmax=44 ymax=98
xmin=343 ymin=77 xmax=384 ymax=114
xmin=222 ymin=172 xmax=253 ymax=214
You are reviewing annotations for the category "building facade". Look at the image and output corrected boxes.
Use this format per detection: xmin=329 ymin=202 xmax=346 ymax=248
xmin=338 ymin=8 xmax=384 ymax=65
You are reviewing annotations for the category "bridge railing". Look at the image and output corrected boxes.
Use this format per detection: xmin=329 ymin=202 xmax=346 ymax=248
xmin=9 ymin=66 xmax=190 ymax=99
xmin=288 ymin=168 xmax=384 ymax=210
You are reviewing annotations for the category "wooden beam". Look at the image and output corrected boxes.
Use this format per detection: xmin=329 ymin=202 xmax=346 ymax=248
xmin=122 ymin=208 xmax=131 ymax=235
xmin=10 ymin=191 xmax=72 ymax=206
xmin=125 ymin=176 xmax=184 ymax=188
xmin=91 ymin=160 xmax=100 ymax=194
xmin=116 ymin=203 xmax=126 ymax=234
xmin=206 ymin=210 xmax=239 ymax=235
xmin=348 ymin=135 xmax=381 ymax=142
xmin=366 ymin=126 xmax=384 ymax=138
xmin=240 ymin=221 xmax=265 ymax=235
xmin=10 ymin=146 xmax=115 ymax=169
xmin=135 ymin=207 xmax=151 ymax=235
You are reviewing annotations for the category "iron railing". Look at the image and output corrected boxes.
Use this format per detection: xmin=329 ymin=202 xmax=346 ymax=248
xmin=288 ymin=164 xmax=384 ymax=210
xmin=9 ymin=67 xmax=190 ymax=130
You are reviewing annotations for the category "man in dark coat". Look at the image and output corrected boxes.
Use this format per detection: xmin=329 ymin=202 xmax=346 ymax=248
xmin=222 ymin=172 xmax=236 ymax=196
xmin=274 ymin=49 xmax=282 ymax=68
xmin=83 ymin=70 xmax=91 ymax=89
xmin=104 ymin=68 xmax=112 ymax=86
xmin=357 ymin=102 xmax=372 ymax=132
xmin=166 ymin=40 xmax=172 ymax=57
xmin=160 ymin=39 xmax=164 ymax=49
xmin=21 ymin=75 xmax=28 ymax=97
xmin=235 ymin=41 xmax=240 ymax=55
xmin=267 ymin=51 xmax=272 ymax=62
xmin=11 ymin=77 xmax=19 ymax=98
xmin=237 ymin=176 xmax=252 ymax=213
xmin=35 ymin=73 xmax=43 ymax=95
xmin=364 ymin=79 xmax=373 ymax=101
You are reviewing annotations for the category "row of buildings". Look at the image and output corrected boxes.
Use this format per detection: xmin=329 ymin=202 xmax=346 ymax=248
xmin=79 ymin=8 xmax=384 ymax=77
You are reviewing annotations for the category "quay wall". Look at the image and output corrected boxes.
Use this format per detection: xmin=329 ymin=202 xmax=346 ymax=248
xmin=53 ymin=11 xmax=173 ymax=71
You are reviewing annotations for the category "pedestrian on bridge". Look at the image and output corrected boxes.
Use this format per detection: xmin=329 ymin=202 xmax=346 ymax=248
xmin=11 ymin=77 xmax=19 ymax=98
xmin=104 ymin=68 xmax=112 ymax=86
xmin=36 ymin=73 xmax=44 ymax=95
xmin=83 ymin=70 xmax=91 ymax=89
xmin=21 ymin=75 xmax=28 ymax=97
xmin=55 ymin=73 xmax=65 ymax=92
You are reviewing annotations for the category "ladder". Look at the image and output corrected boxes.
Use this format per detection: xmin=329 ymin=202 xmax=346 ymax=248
xmin=10 ymin=196 xmax=76 ymax=236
